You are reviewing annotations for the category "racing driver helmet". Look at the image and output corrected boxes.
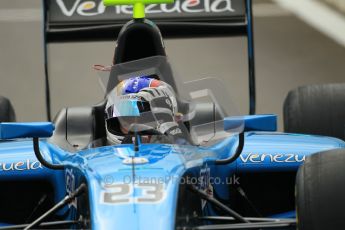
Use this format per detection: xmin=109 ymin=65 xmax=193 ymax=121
xmin=105 ymin=76 xmax=178 ymax=145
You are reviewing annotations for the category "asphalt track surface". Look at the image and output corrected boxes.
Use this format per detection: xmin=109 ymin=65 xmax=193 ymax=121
xmin=0 ymin=0 xmax=344 ymax=130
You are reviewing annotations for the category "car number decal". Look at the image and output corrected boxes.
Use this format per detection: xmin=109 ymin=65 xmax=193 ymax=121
xmin=101 ymin=182 xmax=166 ymax=205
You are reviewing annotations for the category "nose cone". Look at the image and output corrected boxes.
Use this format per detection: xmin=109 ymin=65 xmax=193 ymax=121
xmin=78 ymin=144 xmax=191 ymax=230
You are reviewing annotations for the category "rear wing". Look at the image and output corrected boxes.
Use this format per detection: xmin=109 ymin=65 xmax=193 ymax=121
xmin=42 ymin=0 xmax=255 ymax=121
xmin=44 ymin=0 xmax=249 ymax=41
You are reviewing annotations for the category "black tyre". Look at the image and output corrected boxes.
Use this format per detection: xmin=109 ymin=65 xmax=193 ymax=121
xmin=296 ymin=148 xmax=345 ymax=230
xmin=0 ymin=96 xmax=15 ymax=122
xmin=284 ymin=83 xmax=345 ymax=140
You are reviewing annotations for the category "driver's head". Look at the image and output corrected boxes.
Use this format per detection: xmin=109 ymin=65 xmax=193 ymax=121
xmin=105 ymin=76 xmax=178 ymax=145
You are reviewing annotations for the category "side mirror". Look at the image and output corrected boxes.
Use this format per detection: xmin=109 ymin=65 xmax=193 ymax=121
xmin=0 ymin=122 xmax=63 ymax=170
xmin=224 ymin=114 xmax=277 ymax=132
xmin=0 ymin=122 xmax=55 ymax=139
xmin=216 ymin=115 xmax=276 ymax=165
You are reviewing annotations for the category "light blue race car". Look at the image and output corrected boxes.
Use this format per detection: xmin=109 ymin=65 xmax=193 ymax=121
xmin=0 ymin=0 xmax=344 ymax=229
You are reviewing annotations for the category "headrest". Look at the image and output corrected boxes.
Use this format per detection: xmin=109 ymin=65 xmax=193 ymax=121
xmin=113 ymin=19 xmax=166 ymax=64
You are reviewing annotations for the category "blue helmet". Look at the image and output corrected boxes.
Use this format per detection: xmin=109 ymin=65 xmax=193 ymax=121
xmin=105 ymin=76 xmax=177 ymax=144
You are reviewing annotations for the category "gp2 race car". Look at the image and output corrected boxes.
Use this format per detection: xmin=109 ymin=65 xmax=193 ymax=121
xmin=0 ymin=0 xmax=344 ymax=229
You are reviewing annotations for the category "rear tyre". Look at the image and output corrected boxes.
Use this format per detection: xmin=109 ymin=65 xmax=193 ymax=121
xmin=296 ymin=148 xmax=345 ymax=230
xmin=284 ymin=83 xmax=345 ymax=140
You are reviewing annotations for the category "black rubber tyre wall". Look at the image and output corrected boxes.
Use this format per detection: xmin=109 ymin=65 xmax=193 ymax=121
xmin=0 ymin=96 xmax=15 ymax=122
xmin=284 ymin=83 xmax=345 ymax=140
xmin=296 ymin=148 xmax=345 ymax=230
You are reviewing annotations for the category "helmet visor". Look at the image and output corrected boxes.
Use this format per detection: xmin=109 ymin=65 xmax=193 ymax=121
xmin=106 ymin=99 xmax=150 ymax=118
